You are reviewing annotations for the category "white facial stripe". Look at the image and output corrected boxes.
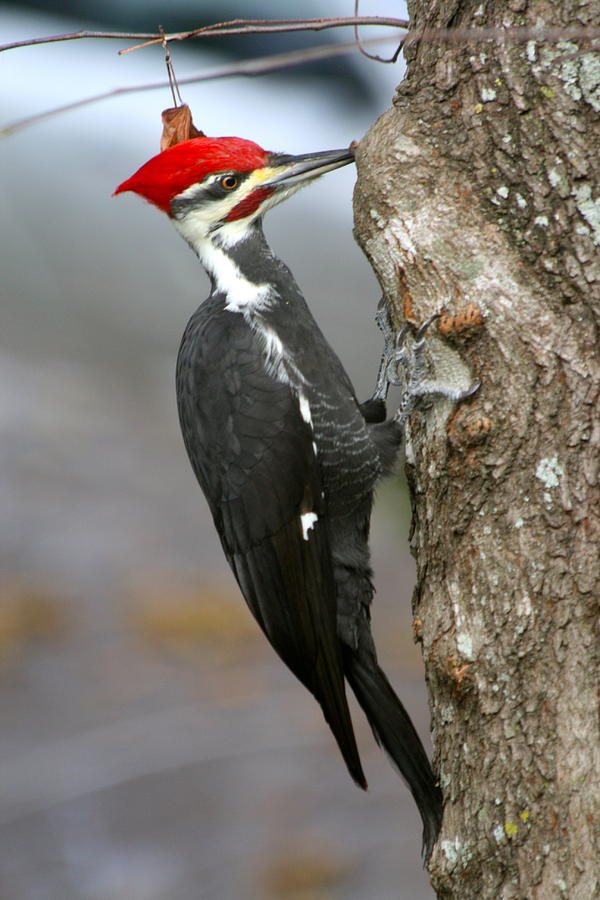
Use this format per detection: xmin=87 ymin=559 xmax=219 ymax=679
xmin=174 ymin=223 xmax=271 ymax=312
xmin=216 ymin=184 xmax=303 ymax=247
xmin=216 ymin=216 xmax=262 ymax=248
xmin=171 ymin=167 xmax=310 ymax=314
xmin=174 ymin=170 xmax=267 ymax=234
xmin=173 ymin=168 xmax=306 ymax=248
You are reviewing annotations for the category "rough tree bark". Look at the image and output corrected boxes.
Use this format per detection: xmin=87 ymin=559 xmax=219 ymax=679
xmin=352 ymin=1 xmax=599 ymax=897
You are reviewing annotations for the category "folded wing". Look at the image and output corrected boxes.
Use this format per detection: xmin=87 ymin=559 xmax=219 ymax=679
xmin=177 ymin=309 xmax=366 ymax=788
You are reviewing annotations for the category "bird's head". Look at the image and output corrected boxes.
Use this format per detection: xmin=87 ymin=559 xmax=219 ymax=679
xmin=114 ymin=135 xmax=354 ymax=249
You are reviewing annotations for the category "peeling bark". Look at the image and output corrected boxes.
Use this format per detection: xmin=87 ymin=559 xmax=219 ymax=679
xmin=352 ymin=1 xmax=599 ymax=897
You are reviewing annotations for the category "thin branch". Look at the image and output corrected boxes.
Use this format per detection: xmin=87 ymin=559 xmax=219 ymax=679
xmin=1 ymin=29 xmax=157 ymax=53
xmin=182 ymin=16 xmax=406 ymax=36
xmin=122 ymin=16 xmax=409 ymax=54
xmin=123 ymin=17 xmax=410 ymax=55
xmin=0 ymin=18 xmax=409 ymax=53
xmin=0 ymin=34 xmax=399 ymax=138
xmin=353 ymin=1 xmax=403 ymax=63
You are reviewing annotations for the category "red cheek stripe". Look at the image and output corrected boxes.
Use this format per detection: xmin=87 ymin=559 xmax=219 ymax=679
xmin=225 ymin=187 xmax=274 ymax=222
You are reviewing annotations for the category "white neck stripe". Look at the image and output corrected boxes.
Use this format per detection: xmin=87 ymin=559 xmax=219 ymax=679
xmin=174 ymin=218 xmax=271 ymax=313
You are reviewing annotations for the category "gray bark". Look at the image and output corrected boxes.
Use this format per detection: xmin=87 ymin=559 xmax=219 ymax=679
xmin=352 ymin=0 xmax=600 ymax=897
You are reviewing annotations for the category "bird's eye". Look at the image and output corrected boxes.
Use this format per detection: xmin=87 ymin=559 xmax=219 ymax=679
xmin=220 ymin=175 xmax=238 ymax=190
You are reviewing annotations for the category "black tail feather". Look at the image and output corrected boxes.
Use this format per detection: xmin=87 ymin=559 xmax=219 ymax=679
xmin=344 ymin=650 xmax=443 ymax=859
xmin=313 ymin=649 xmax=368 ymax=791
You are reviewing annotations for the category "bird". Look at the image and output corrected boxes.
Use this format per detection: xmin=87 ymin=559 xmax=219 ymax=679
xmin=115 ymin=133 xmax=476 ymax=857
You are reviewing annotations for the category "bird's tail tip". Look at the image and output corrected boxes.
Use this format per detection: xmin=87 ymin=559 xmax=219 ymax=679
xmin=344 ymin=649 xmax=443 ymax=858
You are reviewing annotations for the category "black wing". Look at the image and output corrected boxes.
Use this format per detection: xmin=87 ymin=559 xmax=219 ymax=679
xmin=177 ymin=305 xmax=366 ymax=788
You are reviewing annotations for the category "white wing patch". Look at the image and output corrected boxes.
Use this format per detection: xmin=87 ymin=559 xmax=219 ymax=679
xmin=298 ymin=393 xmax=318 ymax=457
xmin=253 ymin=322 xmax=309 ymax=391
xmin=300 ymin=512 xmax=318 ymax=540
xmin=298 ymin=393 xmax=312 ymax=425
xmin=259 ymin=327 xmax=285 ymax=374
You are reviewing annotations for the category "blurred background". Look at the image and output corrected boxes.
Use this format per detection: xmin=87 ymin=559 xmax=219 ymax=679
xmin=0 ymin=2 xmax=436 ymax=898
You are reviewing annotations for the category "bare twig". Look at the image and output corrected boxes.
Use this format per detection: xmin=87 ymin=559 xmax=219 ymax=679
xmin=353 ymin=1 xmax=404 ymax=63
xmin=0 ymin=17 xmax=409 ymax=53
xmin=0 ymin=34 xmax=399 ymax=138
xmin=1 ymin=29 xmax=157 ymax=53
xmin=121 ymin=16 xmax=409 ymax=54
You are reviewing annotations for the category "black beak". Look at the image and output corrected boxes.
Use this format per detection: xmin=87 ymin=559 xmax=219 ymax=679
xmin=262 ymin=148 xmax=355 ymax=188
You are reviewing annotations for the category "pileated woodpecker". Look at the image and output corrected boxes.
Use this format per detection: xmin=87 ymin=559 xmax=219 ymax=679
xmin=115 ymin=135 xmax=477 ymax=857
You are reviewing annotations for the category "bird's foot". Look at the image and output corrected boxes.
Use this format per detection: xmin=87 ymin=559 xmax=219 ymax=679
xmin=393 ymin=313 xmax=480 ymax=428
xmin=370 ymin=298 xmax=411 ymax=402
xmin=366 ymin=304 xmax=479 ymax=421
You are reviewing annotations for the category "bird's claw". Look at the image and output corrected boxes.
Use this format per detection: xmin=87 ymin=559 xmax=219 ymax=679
xmin=454 ymin=377 xmax=481 ymax=402
xmin=374 ymin=297 xmax=392 ymax=339
xmin=367 ymin=306 xmax=479 ymax=425
xmin=370 ymin=299 xmax=405 ymax=401
xmin=394 ymin=323 xmax=415 ymax=350
xmin=414 ymin=312 xmax=441 ymax=342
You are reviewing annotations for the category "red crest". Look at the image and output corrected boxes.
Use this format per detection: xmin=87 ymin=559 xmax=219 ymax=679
xmin=114 ymin=136 xmax=270 ymax=214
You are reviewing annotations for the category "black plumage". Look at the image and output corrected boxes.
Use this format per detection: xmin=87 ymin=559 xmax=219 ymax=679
xmin=176 ymin=223 xmax=442 ymax=855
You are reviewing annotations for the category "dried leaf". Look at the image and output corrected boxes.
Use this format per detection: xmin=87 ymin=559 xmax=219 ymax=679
xmin=160 ymin=105 xmax=205 ymax=151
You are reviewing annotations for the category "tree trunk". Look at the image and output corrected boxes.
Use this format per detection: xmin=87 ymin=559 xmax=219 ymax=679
xmin=352 ymin=1 xmax=599 ymax=897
